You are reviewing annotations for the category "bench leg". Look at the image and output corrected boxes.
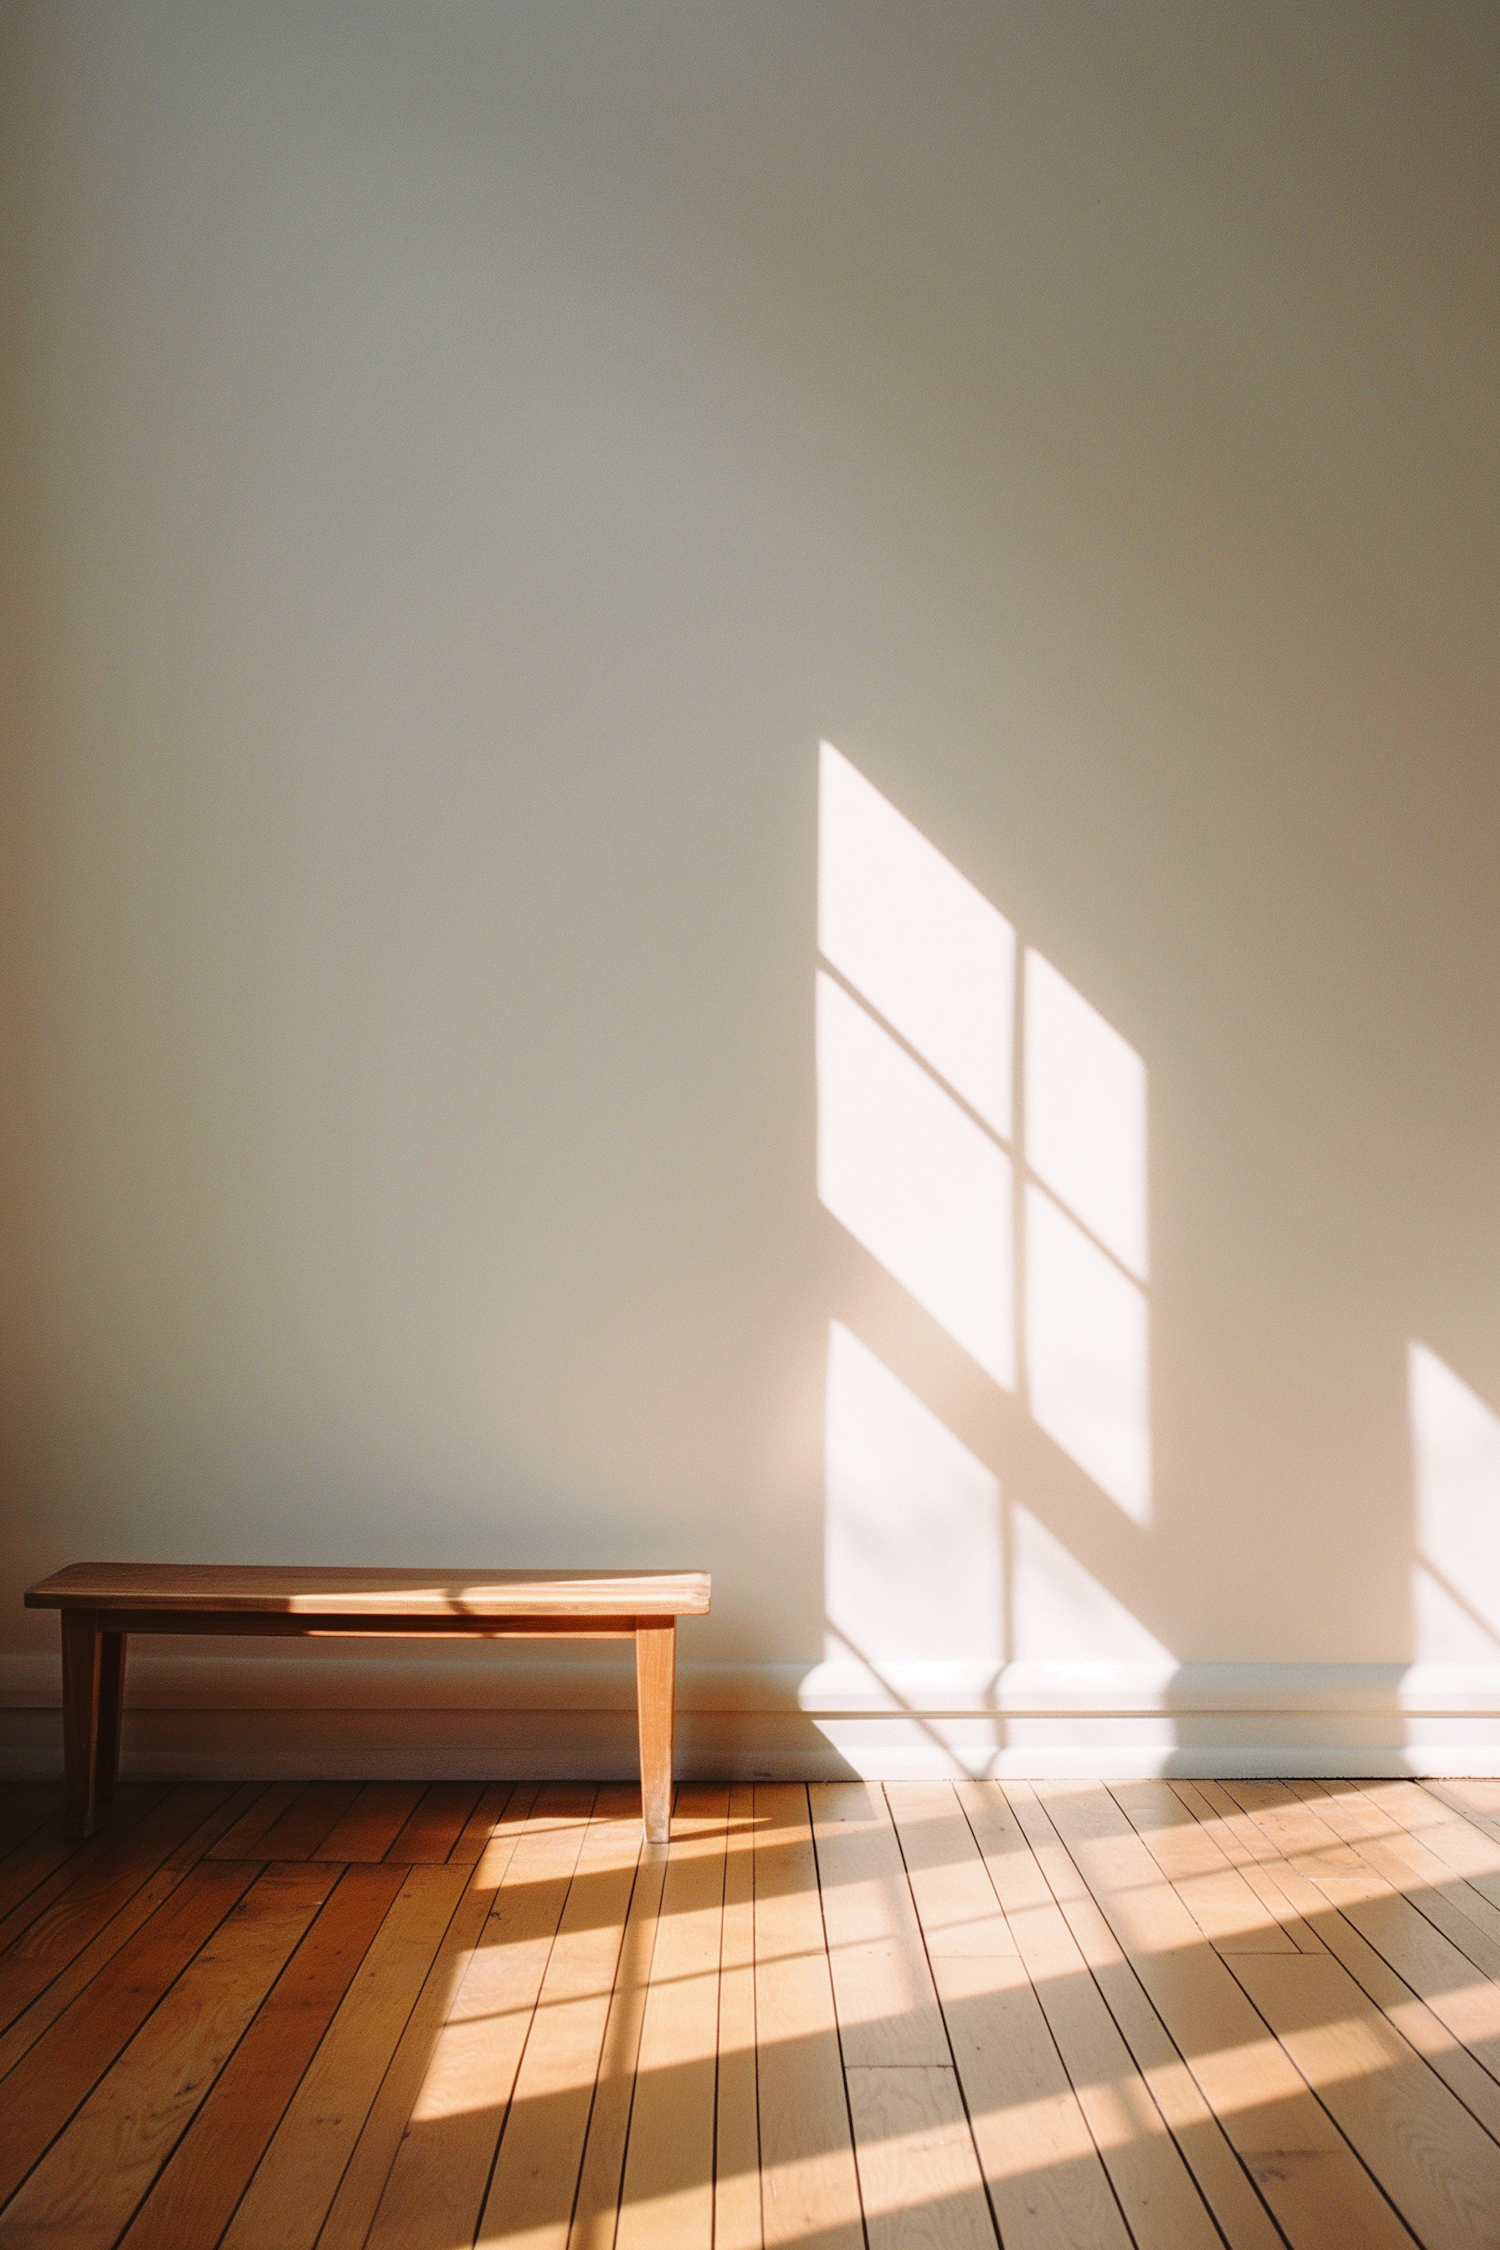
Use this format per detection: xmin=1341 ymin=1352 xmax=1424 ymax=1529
xmin=635 ymin=1619 xmax=676 ymax=1844
xmin=96 ymin=1632 xmax=128 ymax=1806
xmin=61 ymin=1610 xmax=103 ymax=1837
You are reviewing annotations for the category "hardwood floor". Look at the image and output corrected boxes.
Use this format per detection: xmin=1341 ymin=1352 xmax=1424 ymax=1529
xmin=3 ymin=1776 xmax=1500 ymax=2246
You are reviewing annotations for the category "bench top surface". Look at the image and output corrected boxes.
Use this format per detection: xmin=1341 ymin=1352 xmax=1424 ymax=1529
xmin=25 ymin=1563 xmax=711 ymax=1618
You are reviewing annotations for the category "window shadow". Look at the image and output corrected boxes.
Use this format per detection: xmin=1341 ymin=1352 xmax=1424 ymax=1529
xmin=65 ymin=1775 xmax=1500 ymax=2250
xmin=814 ymin=744 xmax=1171 ymax=1768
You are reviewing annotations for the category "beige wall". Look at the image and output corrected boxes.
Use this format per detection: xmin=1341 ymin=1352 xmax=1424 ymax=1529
xmin=3 ymin=2 xmax=1499 ymax=1775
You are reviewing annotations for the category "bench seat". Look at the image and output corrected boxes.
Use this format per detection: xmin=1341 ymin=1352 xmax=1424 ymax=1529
xmin=25 ymin=1563 xmax=711 ymax=1841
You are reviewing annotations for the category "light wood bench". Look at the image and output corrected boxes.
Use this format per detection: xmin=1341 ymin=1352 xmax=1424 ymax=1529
xmin=24 ymin=1563 xmax=711 ymax=1843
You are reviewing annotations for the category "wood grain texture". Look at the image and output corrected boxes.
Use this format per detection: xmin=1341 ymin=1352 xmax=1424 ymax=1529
xmin=889 ymin=1781 xmax=1133 ymax=2250
xmin=0 ymin=1783 xmax=238 ymax=2035
xmin=220 ymin=1864 xmax=471 ymax=2250
xmin=382 ymin=1781 xmax=484 ymax=1865
xmin=1166 ymin=1779 xmax=1329 ymax=1952
xmin=205 ymin=1781 xmax=305 ymax=1859
xmin=1305 ymin=1781 xmax=1500 ymax=1969
xmin=1229 ymin=1949 xmax=1500 ymax=2250
xmin=251 ymin=1780 xmax=366 ymax=1861
xmin=615 ymin=1785 xmax=728 ymax=2250
xmin=1190 ymin=1779 xmax=1500 ymax=2146
xmin=0 ymin=1864 xmax=337 ymax=2250
xmin=752 ymin=1785 xmax=864 ymax=2250
xmin=445 ymin=1779 xmax=516 ymax=1866
xmin=1227 ymin=1779 xmax=1500 ymax=2048
xmin=1032 ymin=1780 xmax=1421 ymax=2250
xmin=313 ymin=1782 xmax=427 ymax=1862
xmin=566 ymin=1822 xmax=669 ymax=2250
xmin=361 ymin=1784 xmax=596 ymax=2250
xmin=315 ymin=1787 xmax=543 ymax=2250
xmin=1296 ymin=1784 xmax=1500 ymax=2084
xmin=0 ymin=1859 xmax=260 ymax=2208
xmin=0 ymin=1785 xmax=261 ymax=2082
xmin=811 ymin=1793 xmax=999 ymax=2246
xmin=1356 ymin=1780 xmax=1500 ymax=1906
xmin=118 ymin=1865 xmax=406 ymax=2250
xmin=811 ymin=1781 xmax=950 ymax=2068
xmin=0 ymin=1792 xmax=167 ymax=1929
xmin=844 ymin=2065 xmax=996 ymax=2250
xmin=4 ymin=1774 xmax=1500 ymax=2250
xmin=635 ymin=1619 xmax=677 ymax=1843
xmin=1110 ymin=1779 xmax=1300 ymax=1953
xmin=966 ymin=1781 xmax=1249 ymax=2250
xmin=27 ymin=1562 xmax=711 ymax=1614
xmin=1427 ymin=1779 xmax=1500 ymax=1849
xmin=715 ymin=1781 xmax=762 ymax=2250
xmin=478 ymin=1785 xmax=645 ymax=2248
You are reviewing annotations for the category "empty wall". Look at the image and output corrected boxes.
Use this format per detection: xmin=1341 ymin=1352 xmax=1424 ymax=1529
xmin=3 ymin=1 xmax=1499 ymax=1775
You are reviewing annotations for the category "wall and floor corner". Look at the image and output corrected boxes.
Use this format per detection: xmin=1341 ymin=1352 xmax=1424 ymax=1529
xmin=2 ymin=1 xmax=1499 ymax=1782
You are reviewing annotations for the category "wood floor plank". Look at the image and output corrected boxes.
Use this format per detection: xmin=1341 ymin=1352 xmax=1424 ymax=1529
xmin=568 ymin=1812 xmax=670 ymax=2250
xmin=1427 ymin=1781 xmax=1500 ymax=1849
xmin=15 ymin=1771 xmax=1500 ymax=2249
xmin=219 ymin=1861 xmax=472 ymax=2250
xmin=0 ymin=1786 xmax=264 ymax=2083
xmin=1220 ymin=1781 xmax=1382 ymax=1883
xmin=997 ymin=1783 xmax=1326 ymax=2250
xmin=716 ymin=1781 xmax=762 ymax=2250
xmin=846 ymin=2063 xmax=997 ymax=2250
xmin=1185 ymin=1779 xmax=1363 ymax=1921
xmin=205 ymin=1781 xmax=304 ymax=1859
xmin=810 ymin=1784 xmax=996 ymax=2247
xmin=1228 ymin=1782 xmax=1500 ymax=1997
xmin=0 ymin=1863 xmax=338 ymax=2250
xmin=246 ymin=1780 xmax=366 ymax=1861
xmin=0 ymin=1859 xmax=260 ymax=2210
xmin=0 ymin=1812 xmax=79 ymax=1922
xmin=1166 ymin=1781 xmax=1329 ymax=1952
xmin=1110 ymin=1780 xmax=1301 ymax=1953
xmin=889 ymin=1781 xmax=1132 ymax=2250
xmin=160 ymin=1780 xmax=276 ymax=1868
xmin=1031 ymin=1779 xmax=1421 ymax=2250
xmin=615 ymin=1785 xmax=728 ymax=2250
xmin=1229 ymin=1948 xmax=1500 ymax=2250
xmin=1298 ymin=1782 xmax=1500 ymax=1975
xmin=0 ymin=1787 xmax=65 ymax=1863
xmin=0 ymin=1863 xmax=186 ymax=2085
xmin=963 ymin=1782 xmax=1249 ymax=2250
xmin=811 ymin=1781 xmax=950 ymax=2068
xmin=752 ymin=1784 xmax=864 ymax=2250
xmin=476 ymin=1788 xmax=648 ymax=2248
xmin=383 ymin=1781 xmax=484 ymax=1864
xmin=119 ymin=1864 xmax=406 ymax=2250
xmin=315 ymin=1785 xmax=542 ymax=2250
xmin=891 ymin=1780 xmax=1030 ymax=1958
xmin=1358 ymin=1773 xmax=1500 ymax=1863
xmin=0 ymin=1782 xmax=174 ymax=1945
xmin=447 ymin=1780 xmax=517 ymax=1866
xmin=313 ymin=1782 xmax=428 ymax=1862
xmin=1294 ymin=1781 xmax=1500 ymax=1986
xmin=1183 ymin=1780 xmax=1500 ymax=2149
xmin=1356 ymin=1782 xmax=1500 ymax=1906
xmin=0 ymin=1783 xmax=242 ymax=2035
xmin=0 ymin=1784 xmax=169 ymax=1924
xmin=359 ymin=1783 xmax=597 ymax=2250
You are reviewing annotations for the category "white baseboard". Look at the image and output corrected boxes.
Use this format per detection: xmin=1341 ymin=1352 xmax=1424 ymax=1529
xmin=4 ymin=1651 xmax=1500 ymax=1779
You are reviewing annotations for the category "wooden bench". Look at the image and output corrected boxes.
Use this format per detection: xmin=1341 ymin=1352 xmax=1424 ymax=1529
xmin=24 ymin=1563 xmax=711 ymax=1843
